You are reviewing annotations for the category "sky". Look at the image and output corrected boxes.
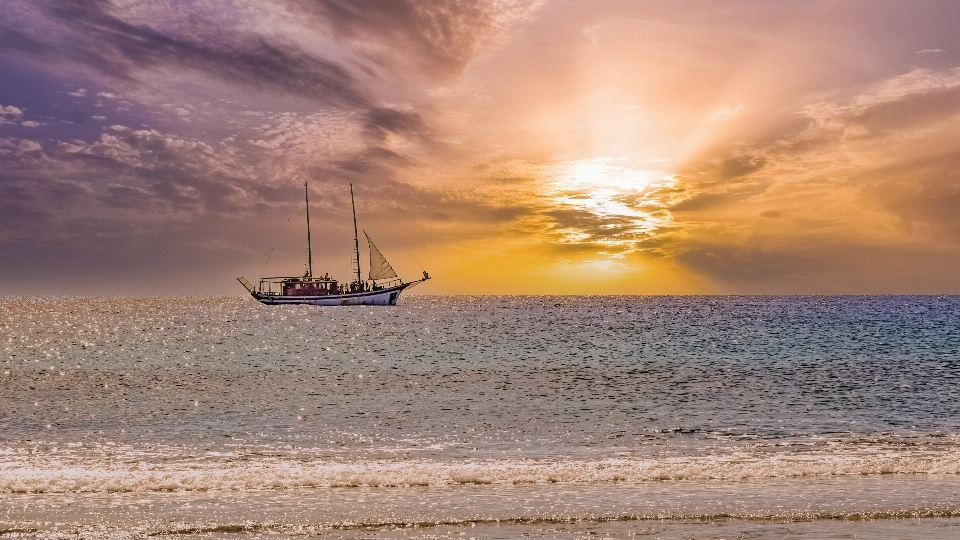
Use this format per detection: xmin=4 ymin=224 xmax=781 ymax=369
xmin=3 ymin=0 xmax=960 ymax=295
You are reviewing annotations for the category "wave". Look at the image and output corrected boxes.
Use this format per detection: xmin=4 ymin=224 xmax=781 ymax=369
xmin=7 ymin=509 xmax=960 ymax=538
xmin=141 ymin=509 xmax=960 ymax=534
xmin=6 ymin=450 xmax=960 ymax=493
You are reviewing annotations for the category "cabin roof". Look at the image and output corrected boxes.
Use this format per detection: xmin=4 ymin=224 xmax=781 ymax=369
xmin=260 ymin=276 xmax=338 ymax=283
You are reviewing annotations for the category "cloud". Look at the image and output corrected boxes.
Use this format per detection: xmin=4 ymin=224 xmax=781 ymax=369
xmin=916 ymin=48 xmax=943 ymax=54
xmin=1 ymin=105 xmax=23 ymax=116
xmin=709 ymin=104 xmax=745 ymax=122
xmin=1 ymin=0 xmax=369 ymax=107
xmin=684 ymin=153 xmax=767 ymax=183
xmin=364 ymin=107 xmax=425 ymax=140
xmin=665 ymin=67 xmax=960 ymax=290
xmin=5 ymin=1 xmax=957 ymax=293
xmin=284 ymin=0 xmax=541 ymax=77
xmin=17 ymin=139 xmax=42 ymax=153
xmin=472 ymin=159 xmax=690 ymax=257
xmin=671 ymin=191 xmax=755 ymax=212
xmin=857 ymin=153 xmax=960 ymax=238
xmin=0 ymin=0 xmax=498 ymax=254
xmin=0 ymin=107 xmax=534 ymax=291
xmin=675 ymin=238 xmax=960 ymax=294
xmin=0 ymin=1 xmax=539 ymax=234
xmin=806 ymin=68 xmax=960 ymax=124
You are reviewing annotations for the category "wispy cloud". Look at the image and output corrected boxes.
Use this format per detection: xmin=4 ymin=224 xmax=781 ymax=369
xmin=662 ymin=66 xmax=960 ymax=291
xmin=1 ymin=0 xmax=367 ymax=107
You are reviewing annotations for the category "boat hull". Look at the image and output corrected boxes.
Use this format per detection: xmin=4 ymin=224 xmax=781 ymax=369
xmin=250 ymin=283 xmax=410 ymax=306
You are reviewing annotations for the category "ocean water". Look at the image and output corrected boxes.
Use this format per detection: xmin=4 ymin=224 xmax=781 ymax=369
xmin=2 ymin=295 xmax=960 ymax=539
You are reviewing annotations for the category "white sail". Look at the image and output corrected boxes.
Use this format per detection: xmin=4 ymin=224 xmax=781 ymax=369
xmin=364 ymin=231 xmax=399 ymax=281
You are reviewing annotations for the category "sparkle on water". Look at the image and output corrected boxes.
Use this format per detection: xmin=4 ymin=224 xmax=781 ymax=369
xmin=2 ymin=295 xmax=960 ymax=538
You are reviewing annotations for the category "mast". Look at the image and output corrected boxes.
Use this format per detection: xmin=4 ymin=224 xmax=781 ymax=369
xmin=350 ymin=183 xmax=361 ymax=284
xmin=304 ymin=181 xmax=313 ymax=278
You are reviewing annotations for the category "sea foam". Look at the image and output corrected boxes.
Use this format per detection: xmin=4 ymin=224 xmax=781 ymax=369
xmin=5 ymin=451 xmax=960 ymax=493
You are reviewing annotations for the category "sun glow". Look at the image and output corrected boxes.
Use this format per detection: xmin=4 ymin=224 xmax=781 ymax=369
xmin=546 ymin=157 xmax=678 ymax=249
xmin=558 ymin=158 xmax=651 ymax=192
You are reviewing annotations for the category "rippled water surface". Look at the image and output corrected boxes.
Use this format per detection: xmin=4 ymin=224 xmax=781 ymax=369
xmin=2 ymin=295 xmax=960 ymax=538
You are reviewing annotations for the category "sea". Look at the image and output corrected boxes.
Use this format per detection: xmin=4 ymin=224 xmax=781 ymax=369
xmin=3 ymin=295 xmax=960 ymax=539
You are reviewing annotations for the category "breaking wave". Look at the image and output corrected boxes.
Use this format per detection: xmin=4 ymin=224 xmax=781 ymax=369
xmin=143 ymin=509 xmax=960 ymax=531
xmin=9 ymin=509 xmax=960 ymax=539
xmin=5 ymin=451 xmax=960 ymax=493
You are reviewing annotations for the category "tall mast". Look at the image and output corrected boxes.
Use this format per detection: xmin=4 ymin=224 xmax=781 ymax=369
xmin=350 ymin=183 xmax=362 ymax=284
xmin=304 ymin=181 xmax=313 ymax=278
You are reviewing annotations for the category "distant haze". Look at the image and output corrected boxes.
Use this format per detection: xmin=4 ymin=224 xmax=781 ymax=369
xmin=3 ymin=0 xmax=960 ymax=294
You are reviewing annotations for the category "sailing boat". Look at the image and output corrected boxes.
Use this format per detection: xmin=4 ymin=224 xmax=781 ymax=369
xmin=237 ymin=183 xmax=429 ymax=306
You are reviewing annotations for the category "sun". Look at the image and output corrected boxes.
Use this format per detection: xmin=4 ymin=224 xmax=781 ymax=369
xmin=558 ymin=158 xmax=651 ymax=193
xmin=542 ymin=157 xmax=677 ymax=249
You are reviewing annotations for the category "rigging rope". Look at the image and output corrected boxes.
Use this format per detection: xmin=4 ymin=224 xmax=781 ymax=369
xmin=254 ymin=206 xmax=296 ymax=280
